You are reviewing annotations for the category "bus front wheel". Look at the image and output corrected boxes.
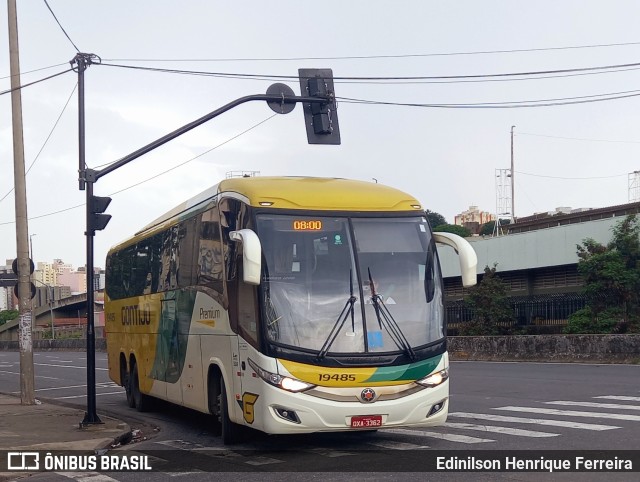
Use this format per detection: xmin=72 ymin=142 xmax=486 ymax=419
xmin=219 ymin=376 xmax=242 ymax=445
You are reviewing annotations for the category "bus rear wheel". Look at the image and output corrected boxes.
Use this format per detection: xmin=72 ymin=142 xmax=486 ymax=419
xmin=131 ymin=361 xmax=151 ymax=412
xmin=122 ymin=362 xmax=135 ymax=408
xmin=219 ymin=376 xmax=242 ymax=445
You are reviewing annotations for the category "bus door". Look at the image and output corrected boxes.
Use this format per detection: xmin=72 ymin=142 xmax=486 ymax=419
xmin=232 ymin=275 xmax=263 ymax=430
xmin=159 ymin=296 xmax=183 ymax=404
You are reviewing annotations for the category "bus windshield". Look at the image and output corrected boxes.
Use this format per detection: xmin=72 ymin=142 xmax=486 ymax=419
xmin=256 ymin=214 xmax=444 ymax=355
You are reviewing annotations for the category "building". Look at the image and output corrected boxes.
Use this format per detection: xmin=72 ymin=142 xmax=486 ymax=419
xmin=454 ymin=205 xmax=496 ymax=235
xmin=439 ymin=201 xmax=640 ymax=329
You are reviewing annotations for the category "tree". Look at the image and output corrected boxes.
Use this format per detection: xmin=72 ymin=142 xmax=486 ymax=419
xmin=459 ymin=264 xmax=512 ymax=335
xmin=479 ymin=219 xmax=511 ymax=236
xmin=433 ymin=224 xmax=472 ymax=237
xmin=567 ymin=214 xmax=640 ymax=333
xmin=425 ymin=210 xmax=446 ymax=229
xmin=0 ymin=309 xmax=19 ymax=326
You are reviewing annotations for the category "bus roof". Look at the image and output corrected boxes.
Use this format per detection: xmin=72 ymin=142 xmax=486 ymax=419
xmin=110 ymin=177 xmax=423 ymax=253
xmin=220 ymin=176 xmax=421 ymax=211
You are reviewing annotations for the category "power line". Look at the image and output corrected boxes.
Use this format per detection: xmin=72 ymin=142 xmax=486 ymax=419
xmin=336 ymin=89 xmax=640 ymax=109
xmin=97 ymin=60 xmax=640 ymax=83
xmin=517 ymin=132 xmax=640 ymax=144
xmin=102 ymin=40 xmax=640 ymax=63
xmin=0 ymin=62 xmax=70 ymax=81
xmin=43 ymin=0 xmax=80 ymax=52
xmin=0 ymin=83 xmax=78 ymax=205
xmin=0 ymin=114 xmax=277 ymax=226
xmin=516 ymin=171 xmax=628 ymax=180
xmin=0 ymin=68 xmax=73 ymax=96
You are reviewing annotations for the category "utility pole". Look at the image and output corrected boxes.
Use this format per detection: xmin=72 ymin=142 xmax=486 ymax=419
xmin=510 ymin=125 xmax=516 ymax=223
xmin=8 ymin=0 xmax=35 ymax=405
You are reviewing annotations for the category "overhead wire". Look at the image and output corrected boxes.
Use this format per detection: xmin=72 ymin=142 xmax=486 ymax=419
xmin=102 ymin=40 xmax=640 ymax=62
xmin=43 ymin=0 xmax=80 ymax=52
xmin=96 ymin=60 xmax=640 ymax=84
xmin=0 ymin=68 xmax=74 ymax=96
xmin=336 ymin=90 xmax=640 ymax=109
xmin=0 ymin=82 xmax=78 ymax=205
xmin=517 ymin=132 xmax=640 ymax=144
xmin=0 ymin=62 xmax=71 ymax=81
xmin=0 ymin=114 xmax=277 ymax=226
xmin=516 ymin=171 xmax=628 ymax=180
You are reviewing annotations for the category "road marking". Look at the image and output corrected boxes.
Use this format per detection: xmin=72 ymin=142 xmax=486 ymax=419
xmin=449 ymin=412 xmax=619 ymax=431
xmin=307 ymin=448 xmax=356 ymax=457
xmin=496 ymin=406 xmax=640 ymax=422
xmin=31 ymin=382 xmax=119 ymax=392
xmin=385 ymin=428 xmax=493 ymax=444
xmin=546 ymin=401 xmax=640 ymax=411
xmin=156 ymin=439 xmax=206 ymax=449
xmin=594 ymin=396 xmax=640 ymax=402
xmin=245 ymin=456 xmax=285 ymax=466
xmin=444 ymin=421 xmax=559 ymax=438
xmin=0 ymin=369 xmax=59 ymax=380
xmin=58 ymin=473 xmax=119 ymax=482
xmin=53 ymin=391 xmax=124 ymax=400
xmin=35 ymin=363 xmax=108 ymax=371
xmin=368 ymin=440 xmax=430 ymax=450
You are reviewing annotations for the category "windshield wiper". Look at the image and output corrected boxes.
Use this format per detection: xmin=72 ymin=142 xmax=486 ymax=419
xmin=317 ymin=270 xmax=357 ymax=360
xmin=368 ymin=268 xmax=416 ymax=360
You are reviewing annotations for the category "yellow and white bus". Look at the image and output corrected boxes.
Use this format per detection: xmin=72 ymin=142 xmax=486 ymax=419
xmin=105 ymin=176 xmax=477 ymax=444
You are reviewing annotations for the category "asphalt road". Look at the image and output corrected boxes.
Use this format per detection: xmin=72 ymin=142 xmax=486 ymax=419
xmin=1 ymin=351 xmax=639 ymax=481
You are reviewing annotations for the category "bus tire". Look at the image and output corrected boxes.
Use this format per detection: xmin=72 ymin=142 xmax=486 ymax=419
xmin=131 ymin=361 xmax=151 ymax=412
xmin=122 ymin=360 xmax=135 ymax=408
xmin=219 ymin=376 xmax=242 ymax=445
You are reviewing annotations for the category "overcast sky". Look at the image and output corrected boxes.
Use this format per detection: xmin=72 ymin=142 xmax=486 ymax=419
xmin=2 ymin=1 xmax=640 ymax=269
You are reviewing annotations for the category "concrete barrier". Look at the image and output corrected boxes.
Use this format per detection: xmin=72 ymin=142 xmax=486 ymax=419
xmin=0 ymin=339 xmax=106 ymax=351
xmin=1 ymin=335 xmax=638 ymax=364
xmin=449 ymin=334 xmax=640 ymax=364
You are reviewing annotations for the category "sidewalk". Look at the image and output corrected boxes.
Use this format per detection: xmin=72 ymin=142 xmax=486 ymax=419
xmin=0 ymin=392 xmax=132 ymax=451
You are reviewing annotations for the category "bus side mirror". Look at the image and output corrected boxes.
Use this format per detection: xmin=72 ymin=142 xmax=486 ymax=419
xmin=230 ymin=229 xmax=262 ymax=285
xmin=433 ymin=232 xmax=478 ymax=287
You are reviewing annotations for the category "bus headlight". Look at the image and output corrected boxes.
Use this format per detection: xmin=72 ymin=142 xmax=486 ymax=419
xmin=417 ymin=368 xmax=449 ymax=388
xmin=248 ymin=358 xmax=316 ymax=393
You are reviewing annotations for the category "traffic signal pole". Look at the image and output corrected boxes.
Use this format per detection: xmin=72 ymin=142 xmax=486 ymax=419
xmin=73 ymin=59 xmax=339 ymax=426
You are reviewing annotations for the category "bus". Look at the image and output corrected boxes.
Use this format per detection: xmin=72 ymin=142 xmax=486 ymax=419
xmin=105 ymin=176 xmax=477 ymax=444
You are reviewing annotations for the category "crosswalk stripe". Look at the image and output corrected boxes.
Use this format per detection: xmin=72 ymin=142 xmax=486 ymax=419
xmin=449 ymin=412 xmax=619 ymax=431
xmin=245 ymin=456 xmax=285 ymax=466
xmin=444 ymin=421 xmax=559 ymax=438
xmin=385 ymin=428 xmax=493 ymax=444
xmin=546 ymin=400 xmax=640 ymax=411
xmin=307 ymin=448 xmax=357 ymax=457
xmin=368 ymin=441 xmax=430 ymax=450
xmin=496 ymin=406 xmax=640 ymax=422
xmin=58 ymin=473 xmax=119 ymax=482
xmin=594 ymin=396 xmax=640 ymax=402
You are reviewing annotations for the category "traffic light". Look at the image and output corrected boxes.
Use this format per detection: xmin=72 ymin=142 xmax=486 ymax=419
xmin=89 ymin=195 xmax=112 ymax=232
xmin=298 ymin=68 xmax=341 ymax=145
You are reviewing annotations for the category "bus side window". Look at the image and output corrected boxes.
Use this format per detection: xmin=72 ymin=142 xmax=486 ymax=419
xmin=177 ymin=217 xmax=198 ymax=288
xmin=197 ymin=208 xmax=224 ymax=294
xmin=237 ymin=260 xmax=259 ymax=347
xmin=219 ymin=198 xmax=244 ymax=282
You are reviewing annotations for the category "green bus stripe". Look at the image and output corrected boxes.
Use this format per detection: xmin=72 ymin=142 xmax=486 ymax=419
xmin=363 ymin=355 xmax=442 ymax=383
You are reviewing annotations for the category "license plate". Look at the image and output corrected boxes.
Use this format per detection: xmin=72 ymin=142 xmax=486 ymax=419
xmin=350 ymin=415 xmax=382 ymax=428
